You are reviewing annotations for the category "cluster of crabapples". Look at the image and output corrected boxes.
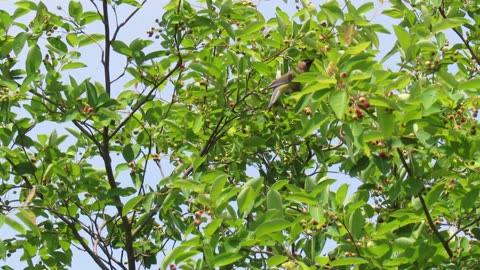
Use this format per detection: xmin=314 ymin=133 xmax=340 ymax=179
xmin=45 ymin=25 xmax=58 ymax=36
xmin=78 ymin=104 xmax=94 ymax=115
xmin=0 ymin=86 xmax=20 ymax=102
xmin=236 ymin=0 xmax=257 ymax=7
xmin=371 ymin=180 xmax=387 ymax=201
xmin=303 ymin=107 xmax=312 ymax=115
xmin=446 ymin=104 xmax=478 ymax=135
xmin=443 ymin=178 xmax=457 ymax=192
xmin=348 ymin=96 xmax=371 ymax=120
xmin=415 ymin=53 xmax=442 ymax=73
xmin=146 ymin=19 xmax=165 ymax=39
xmin=128 ymin=161 xmax=137 ymax=175
xmin=299 ymin=209 xmax=341 ymax=235
xmin=193 ymin=210 xmax=204 ymax=226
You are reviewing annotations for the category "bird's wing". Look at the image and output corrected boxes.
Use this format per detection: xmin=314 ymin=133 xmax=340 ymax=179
xmin=267 ymin=72 xmax=295 ymax=89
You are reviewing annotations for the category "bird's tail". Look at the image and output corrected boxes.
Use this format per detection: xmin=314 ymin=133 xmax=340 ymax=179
xmin=267 ymin=86 xmax=282 ymax=110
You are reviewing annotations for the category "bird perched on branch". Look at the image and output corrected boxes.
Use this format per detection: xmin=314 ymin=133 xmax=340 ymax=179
xmin=266 ymin=59 xmax=313 ymax=110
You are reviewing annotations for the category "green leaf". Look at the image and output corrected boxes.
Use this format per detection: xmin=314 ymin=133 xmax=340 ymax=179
xmin=382 ymin=8 xmax=404 ymax=19
xmin=1 ymin=41 xmax=14 ymax=59
xmin=420 ymin=86 xmax=438 ymax=111
xmin=275 ymin=7 xmax=288 ymax=36
xmin=349 ymin=69 xmax=371 ymax=81
xmin=66 ymin=33 xmax=78 ymax=47
xmin=315 ymin=256 xmax=330 ymax=266
xmin=393 ymin=237 xmax=415 ymax=249
xmin=62 ymin=62 xmax=87 ymax=70
xmin=286 ymin=193 xmax=317 ymax=205
xmin=368 ymin=243 xmax=391 ymax=257
xmin=330 ymin=257 xmax=368 ymax=266
xmin=193 ymin=156 xmax=207 ymax=171
xmin=0 ymin=11 xmax=11 ymax=31
xmin=5 ymin=216 xmax=26 ymax=234
xmin=329 ymin=90 xmax=348 ymax=119
xmin=268 ymin=255 xmax=288 ymax=267
xmin=377 ymin=107 xmax=395 ymax=139
xmin=161 ymin=245 xmax=188 ymax=270
xmin=15 ymin=1 xmax=37 ymax=10
xmin=393 ymin=25 xmax=410 ymax=50
xmin=129 ymin=38 xmax=154 ymax=51
xmin=12 ymin=162 xmax=36 ymax=175
xmin=85 ymin=81 xmax=98 ymax=106
xmin=219 ymin=20 xmax=235 ymax=39
xmin=416 ymin=39 xmax=437 ymax=52
xmin=433 ymin=18 xmax=471 ymax=32
xmin=0 ymin=239 xmax=5 ymax=260
xmin=214 ymin=253 xmax=243 ymax=267
xmin=309 ymin=206 xmax=326 ymax=225
xmin=297 ymin=77 xmax=336 ymax=97
xmin=204 ymin=219 xmax=223 ymax=237
xmin=170 ymin=180 xmax=204 ymax=193
xmin=383 ymin=257 xmax=412 ymax=266
xmin=13 ymin=32 xmax=27 ymax=55
xmin=267 ymin=189 xmax=283 ymax=218
xmin=115 ymin=163 xmax=129 ymax=177
xmin=344 ymin=42 xmax=371 ymax=56
xmin=437 ymin=69 xmax=458 ymax=88
xmin=368 ymin=96 xmax=402 ymax=110
xmin=241 ymin=21 xmax=264 ymax=36
xmin=26 ymin=45 xmax=41 ymax=74
xmin=321 ymin=2 xmax=344 ymax=23
xmin=78 ymin=34 xmax=105 ymax=47
xmin=256 ymin=218 xmax=290 ymax=237
xmin=111 ymin=40 xmax=132 ymax=56
xmin=237 ymin=187 xmax=255 ymax=216
xmin=122 ymin=196 xmax=143 ymax=216
xmin=192 ymin=114 xmax=203 ymax=134
xmin=388 ymin=74 xmax=410 ymax=89
xmin=210 ymin=174 xmax=227 ymax=203
xmin=348 ymin=208 xmax=365 ymax=239
xmin=335 ymin=183 xmax=348 ymax=206
xmin=0 ymin=79 xmax=19 ymax=91
xmin=122 ymin=144 xmax=140 ymax=162
xmin=69 ymin=1 xmax=83 ymax=22
xmin=81 ymin=11 xmax=102 ymax=25
xmin=357 ymin=2 xmax=374 ymax=14
xmin=189 ymin=62 xmax=222 ymax=79
xmin=47 ymin=37 xmax=68 ymax=54
xmin=143 ymin=192 xmax=154 ymax=213
xmin=16 ymin=209 xmax=40 ymax=236
xmin=425 ymin=183 xmax=444 ymax=207
xmin=462 ymin=189 xmax=479 ymax=210
xmin=458 ymin=78 xmax=480 ymax=90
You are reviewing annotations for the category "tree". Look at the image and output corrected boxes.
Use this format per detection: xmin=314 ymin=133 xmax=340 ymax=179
xmin=1 ymin=0 xmax=480 ymax=269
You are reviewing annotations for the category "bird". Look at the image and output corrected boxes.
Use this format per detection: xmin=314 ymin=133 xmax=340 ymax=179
xmin=266 ymin=59 xmax=313 ymax=110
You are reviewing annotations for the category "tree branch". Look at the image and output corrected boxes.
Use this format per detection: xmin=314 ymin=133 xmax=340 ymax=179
xmin=50 ymin=208 xmax=110 ymax=270
xmin=102 ymin=0 xmax=111 ymax=95
xmin=438 ymin=2 xmax=480 ymax=68
xmin=396 ymin=148 xmax=453 ymax=258
xmin=447 ymin=215 xmax=480 ymax=243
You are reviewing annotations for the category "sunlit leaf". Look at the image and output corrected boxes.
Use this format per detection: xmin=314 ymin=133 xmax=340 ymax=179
xmin=26 ymin=45 xmax=41 ymax=74
xmin=329 ymin=90 xmax=348 ymax=119
xmin=256 ymin=218 xmax=290 ymax=237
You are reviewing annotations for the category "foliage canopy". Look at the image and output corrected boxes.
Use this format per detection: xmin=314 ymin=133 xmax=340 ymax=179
xmin=1 ymin=0 xmax=480 ymax=269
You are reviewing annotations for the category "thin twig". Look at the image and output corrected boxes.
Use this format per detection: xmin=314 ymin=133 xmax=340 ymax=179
xmin=447 ymin=215 xmax=480 ymax=242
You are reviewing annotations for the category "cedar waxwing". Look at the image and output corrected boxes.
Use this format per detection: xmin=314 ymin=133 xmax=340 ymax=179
xmin=267 ymin=59 xmax=313 ymax=110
